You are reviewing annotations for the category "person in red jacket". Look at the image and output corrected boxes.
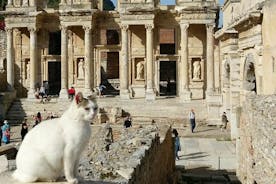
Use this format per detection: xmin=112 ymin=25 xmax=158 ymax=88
xmin=68 ymin=87 xmax=76 ymax=101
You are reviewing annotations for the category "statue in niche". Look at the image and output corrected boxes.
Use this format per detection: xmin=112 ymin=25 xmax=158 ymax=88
xmin=78 ymin=59 xmax=85 ymax=79
xmin=224 ymin=62 xmax=230 ymax=79
xmin=193 ymin=61 xmax=201 ymax=80
xmin=136 ymin=61 xmax=144 ymax=80
xmin=26 ymin=62 xmax=30 ymax=80
xmin=23 ymin=0 xmax=29 ymax=6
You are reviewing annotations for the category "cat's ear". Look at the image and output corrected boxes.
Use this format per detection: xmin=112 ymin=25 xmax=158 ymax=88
xmin=75 ymin=92 xmax=84 ymax=104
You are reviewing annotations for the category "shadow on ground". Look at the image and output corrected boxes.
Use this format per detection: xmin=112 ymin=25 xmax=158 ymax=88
xmin=176 ymin=166 xmax=241 ymax=184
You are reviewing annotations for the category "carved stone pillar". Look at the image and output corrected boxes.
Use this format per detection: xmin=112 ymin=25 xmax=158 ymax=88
xmin=7 ymin=0 xmax=13 ymax=6
xmin=6 ymin=28 xmax=14 ymax=91
xmin=60 ymin=0 xmax=66 ymax=5
xmin=29 ymin=0 xmax=36 ymax=6
xmin=145 ymin=24 xmax=155 ymax=100
xmin=27 ymin=27 xmax=37 ymax=98
xmin=83 ymin=25 xmax=93 ymax=96
xmin=22 ymin=0 xmax=29 ymax=6
xmin=59 ymin=25 xmax=69 ymax=99
xmin=180 ymin=23 xmax=191 ymax=101
xmin=120 ymin=24 xmax=130 ymax=99
xmin=206 ymin=23 xmax=215 ymax=94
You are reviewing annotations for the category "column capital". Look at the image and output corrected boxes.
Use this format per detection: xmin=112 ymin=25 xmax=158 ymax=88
xmin=28 ymin=27 xmax=38 ymax=33
xmin=145 ymin=24 xmax=154 ymax=31
xmin=180 ymin=23 xmax=189 ymax=31
xmin=206 ymin=23 xmax=215 ymax=32
xmin=120 ymin=24 xmax=129 ymax=31
xmin=60 ymin=25 xmax=68 ymax=33
xmin=83 ymin=25 xmax=92 ymax=33
xmin=5 ymin=27 xmax=13 ymax=33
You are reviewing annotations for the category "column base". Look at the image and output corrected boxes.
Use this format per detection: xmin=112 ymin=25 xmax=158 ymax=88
xmin=180 ymin=90 xmax=191 ymax=101
xmin=120 ymin=89 xmax=130 ymax=100
xmin=59 ymin=88 xmax=68 ymax=100
xmin=27 ymin=88 xmax=36 ymax=99
xmin=145 ymin=88 xmax=155 ymax=101
xmin=206 ymin=91 xmax=222 ymax=126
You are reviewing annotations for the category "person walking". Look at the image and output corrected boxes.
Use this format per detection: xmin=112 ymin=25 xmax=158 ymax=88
xmin=221 ymin=112 xmax=228 ymax=131
xmin=21 ymin=121 xmax=28 ymax=141
xmin=68 ymin=86 xmax=76 ymax=101
xmin=173 ymin=129 xmax=181 ymax=160
xmin=124 ymin=115 xmax=132 ymax=128
xmin=189 ymin=109 xmax=196 ymax=133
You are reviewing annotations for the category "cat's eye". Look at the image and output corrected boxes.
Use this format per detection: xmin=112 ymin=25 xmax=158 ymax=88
xmin=85 ymin=107 xmax=90 ymax=111
xmin=94 ymin=107 xmax=98 ymax=111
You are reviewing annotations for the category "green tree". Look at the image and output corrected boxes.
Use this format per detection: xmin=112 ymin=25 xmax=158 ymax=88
xmin=103 ymin=0 xmax=115 ymax=11
xmin=0 ymin=0 xmax=7 ymax=11
xmin=47 ymin=0 xmax=60 ymax=8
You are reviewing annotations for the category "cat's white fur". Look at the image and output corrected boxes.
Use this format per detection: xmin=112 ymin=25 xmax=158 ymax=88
xmin=13 ymin=93 xmax=98 ymax=184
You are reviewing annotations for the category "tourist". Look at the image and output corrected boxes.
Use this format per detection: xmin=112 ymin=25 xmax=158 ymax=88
xmin=39 ymin=85 xmax=46 ymax=98
xmin=1 ymin=120 xmax=10 ymax=144
xmin=124 ymin=116 xmax=132 ymax=128
xmin=0 ymin=121 xmax=3 ymax=146
xmin=173 ymin=129 xmax=181 ymax=160
xmin=21 ymin=120 xmax=28 ymax=141
xmin=188 ymin=109 xmax=196 ymax=133
xmin=68 ymin=86 xmax=76 ymax=101
xmin=97 ymin=84 xmax=106 ymax=97
xmin=34 ymin=112 xmax=42 ymax=123
xmin=221 ymin=112 xmax=228 ymax=131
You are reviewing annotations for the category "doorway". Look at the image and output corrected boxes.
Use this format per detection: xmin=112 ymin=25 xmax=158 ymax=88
xmin=100 ymin=52 xmax=119 ymax=96
xmin=159 ymin=61 xmax=176 ymax=96
xmin=48 ymin=61 xmax=61 ymax=95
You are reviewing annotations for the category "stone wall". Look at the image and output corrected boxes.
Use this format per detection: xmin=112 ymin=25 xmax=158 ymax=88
xmin=79 ymin=125 xmax=175 ymax=184
xmin=129 ymin=126 xmax=175 ymax=184
xmin=238 ymin=93 xmax=276 ymax=184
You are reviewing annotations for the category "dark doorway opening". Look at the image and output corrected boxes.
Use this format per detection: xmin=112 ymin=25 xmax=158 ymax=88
xmin=48 ymin=61 xmax=61 ymax=95
xmin=101 ymin=52 xmax=119 ymax=96
xmin=159 ymin=61 xmax=176 ymax=96
xmin=48 ymin=31 xmax=61 ymax=55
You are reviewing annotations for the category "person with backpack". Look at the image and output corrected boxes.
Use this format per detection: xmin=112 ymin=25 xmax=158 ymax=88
xmin=1 ymin=120 xmax=10 ymax=144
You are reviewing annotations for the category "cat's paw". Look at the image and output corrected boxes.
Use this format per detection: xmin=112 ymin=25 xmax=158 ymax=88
xmin=67 ymin=178 xmax=78 ymax=184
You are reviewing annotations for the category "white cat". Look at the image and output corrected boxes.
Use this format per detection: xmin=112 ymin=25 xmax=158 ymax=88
xmin=13 ymin=92 xmax=98 ymax=184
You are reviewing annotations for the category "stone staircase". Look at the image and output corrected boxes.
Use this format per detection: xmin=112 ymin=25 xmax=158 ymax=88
xmin=5 ymin=97 xmax=208 ymax=127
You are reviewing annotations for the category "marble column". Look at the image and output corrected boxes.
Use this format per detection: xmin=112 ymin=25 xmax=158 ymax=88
xmin=27 ymin=27 xmax=37 ymax=98
xmin=60 ymin=0 xmax=66 ymax=4
xmin=83 ymin=25 xmax=93 ymax=96
xmin=29 ymin=0 xmax=36 ymax=6
xmin=180 ymin=23 xmax=191 ymax=101
xmin=59 ymin=25 xmax=69 ymax=99
xmin=120 ymin=24 xmax=130 ymax=99
xmin=206 ymin=23 xmax=215 ymax=94
xmin=6 ymin=28 xmax=14 ymax=91
xmin=145 ymin=24 xmax=155 ymax=101
xmin=7 ymin=0 xmax=13 ymax=6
